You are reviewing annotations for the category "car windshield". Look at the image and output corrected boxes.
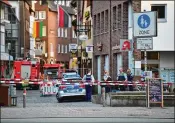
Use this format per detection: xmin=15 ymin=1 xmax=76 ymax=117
xmin=44 ymin=68 xmax=58 ymax=79
xmin=63 ymin=73 xmax=82 ymax=80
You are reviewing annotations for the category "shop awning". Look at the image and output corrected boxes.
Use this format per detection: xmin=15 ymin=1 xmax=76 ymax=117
xmin=0 ymin=53 xmax=13 ymax=61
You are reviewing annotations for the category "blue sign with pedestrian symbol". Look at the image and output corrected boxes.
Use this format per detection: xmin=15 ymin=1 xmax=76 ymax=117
xmin=137 ymin=14 xmax=150 ymax=29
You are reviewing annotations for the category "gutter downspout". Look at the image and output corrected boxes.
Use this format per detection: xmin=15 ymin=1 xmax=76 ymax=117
xmin=128 ymin=0 xmax=134 ymax=75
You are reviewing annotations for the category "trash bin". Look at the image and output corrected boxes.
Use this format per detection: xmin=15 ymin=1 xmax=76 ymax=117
xmin=0 ymin=84 xmax=10 ymax=106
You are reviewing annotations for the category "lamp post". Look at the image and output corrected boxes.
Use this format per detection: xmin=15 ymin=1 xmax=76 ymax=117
xmin=7 ymin=43 xmax=11 ymax=78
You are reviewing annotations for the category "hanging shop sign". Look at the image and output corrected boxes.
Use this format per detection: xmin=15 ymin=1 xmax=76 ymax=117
xmin=120 ymin=39 xmax=132 ymax=51
xmin=69 ymin=44 xmax=77 ymax=51
xmin=86 ymin=45 xmax=93 ymax=52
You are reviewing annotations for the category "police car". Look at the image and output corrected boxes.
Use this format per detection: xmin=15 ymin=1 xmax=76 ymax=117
xmin=56 ymin=71 xmax=86 ymax=102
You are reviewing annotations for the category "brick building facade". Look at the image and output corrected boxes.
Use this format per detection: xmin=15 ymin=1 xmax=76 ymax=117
xmin=19 ymin=1 xmax=33 ymax=58
xmin=35 ymin=1 xmax=77 ymax=69
xmin=92 ymin=0 xmax=141 ymax=81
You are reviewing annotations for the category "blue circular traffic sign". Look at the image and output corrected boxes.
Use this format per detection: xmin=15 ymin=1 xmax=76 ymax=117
xmin=137 ymin=14 xmax=150 ymax=29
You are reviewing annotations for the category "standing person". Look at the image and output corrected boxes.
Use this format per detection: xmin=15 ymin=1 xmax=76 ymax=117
xmin=127 ymin=69 xmax=134 ymax=91
xmin=117 ymin=68 xmax=127 ymax=91
xmin=103 ymin=70 xmax=112 ymax=93
xmin=82 ymin=69 xmax=95 ymax=102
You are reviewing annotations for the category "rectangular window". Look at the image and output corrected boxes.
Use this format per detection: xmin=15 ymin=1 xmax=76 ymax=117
xmin=39 ymin=11 xmax=46 ymax=19
xmin=66 ymin=1 xmax=70 ymax=6
xmin=97 ymin=13 xmax=100 ymax=34
xmin=105 ymin=9 xmax=108 ymax=32
xmin=117 ymin=4 xmax=121 ymax=29
xmin=25 ymin=20 xmax=30 ymax=32
xmin=151 ymin=5 xmax=166 ymax=21
xmin=72 ymin=29 xmax=76 ymax=38
xmin=87 ymin=0 xmax=91 ymax=7
xmin=64 ymin=28 xmax=67 ymax=38
xmin=35 ymin=11 xmax=39 ymax=19
xmin=61 ymin=28 xmax=64 ymax=37
xmin=1 ymin=32 xmax=5 ymax=46
xmin=101 ymin=11 xmax=104 ymax=33
xmin=58 ymin=28 xmax=61 ymax=37
xmin=123 ymin=2 xmax=128 ymax=38
xmin=88 ymin=21 xmax=91 ymax=39
xmin=141 ymin=52 xmax=159 ymax=60
xmin=42 ymin=26 xmax=46 ymax=36
xmin=93 ymin=15 xmax=96 ymax=35
xmin=61 ymin=45 xmax=64 ymax=53
xmin=58 ymin=44 xmax=61 ymax=53
xmin=61 ymin=0 xmax=65 ymax=6
xmin=113 ymin=6 xmax=117 ymax=30
xmin=1 ymin=6 xmax=5 ymax=19
xmin=65 ymin=45 xmax=68 ymax=53
xmin=8 ymin=8 xmax=17 ymax=24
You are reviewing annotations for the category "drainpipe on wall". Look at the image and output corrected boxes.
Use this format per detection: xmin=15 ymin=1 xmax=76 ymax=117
xmin=109 ymin=0 xmax=112 ymax=78
xmin=128 ymin=0 xmax=135 ymax=75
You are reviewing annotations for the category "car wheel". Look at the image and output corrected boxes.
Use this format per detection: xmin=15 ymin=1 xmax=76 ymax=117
xmin=58 ymin=98 xmax=63 ymax=103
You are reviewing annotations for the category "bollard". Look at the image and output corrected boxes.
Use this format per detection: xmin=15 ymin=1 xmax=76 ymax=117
xmin=23 ymin=87 xmax=26 ymax=108
xmin=102 ymin=87 xmax=105 ymax=107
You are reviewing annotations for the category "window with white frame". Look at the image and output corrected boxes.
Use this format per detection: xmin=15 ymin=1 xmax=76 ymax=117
xmin=42 ymin=26 xmax=46 ymax=36
xmin=61 ymin=0 xmax=65 ymax=6
xmin=151 ymin=4 xmax=167 ymax=22
xmin=61 ymin=28 xmax=64 ymax=37
xmin=65 ymin=45 xmax=68 ymax=53
xmin=72 ymin=29 xmax=77 ymax=38
xmin=58 ymin=0 xmax=62 ymax=5
xmin=61 ymin=45 xmax=64 ymax=53
xmin=1 ymin=32 xmax=5 ymax=46
xmin=35 ymin=11 xmax=39 ymax=19
xmin=39 ymin=11 xmax=46 ymax=19
xmin=58 ymin=44 xmax=61 ymax=53
xmin=66 ymin=0 xmax=71 ymax=6
xmin=64 ymin=28 xmax=67 ymax=38
xmin=58 ymin=28 xmax=61 ymax=37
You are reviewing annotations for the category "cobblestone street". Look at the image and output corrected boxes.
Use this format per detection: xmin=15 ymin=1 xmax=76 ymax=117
xmin=15 ymin=90 xmax=102 ymax=108
xmin=1 ymin=90 xmax=174 ymax=119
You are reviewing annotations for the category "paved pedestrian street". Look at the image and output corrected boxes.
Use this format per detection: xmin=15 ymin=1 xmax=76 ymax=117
xmin=1 ymin=90 xmax=174 ymax=120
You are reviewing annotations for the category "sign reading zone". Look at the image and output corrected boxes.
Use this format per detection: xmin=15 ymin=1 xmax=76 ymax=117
xmin=134 ymin=11 xmax=157 ymax=37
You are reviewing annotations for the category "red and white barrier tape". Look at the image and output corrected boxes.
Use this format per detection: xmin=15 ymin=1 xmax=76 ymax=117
xmin=0 ymin=80 xmax=173 ymax=86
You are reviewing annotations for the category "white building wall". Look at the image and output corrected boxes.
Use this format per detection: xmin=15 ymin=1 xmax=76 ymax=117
xmin=141 ymin=1 xmax=174 ymax=51
xmin=160 ymin=52 xmax=174 ymax=68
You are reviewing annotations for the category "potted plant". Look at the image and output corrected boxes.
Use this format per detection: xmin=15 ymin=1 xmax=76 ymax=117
xmin=85 ymin=11 xmax=90 ymax=20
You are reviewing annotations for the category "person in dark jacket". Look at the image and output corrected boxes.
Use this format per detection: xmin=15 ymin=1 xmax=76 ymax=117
xmin=117 ymin=68 xmax=127 ymax=91
xmin=103 ymin=70 xmax=112 ymax=93
xmin=127 ymin=69 xmax=134 ymax=91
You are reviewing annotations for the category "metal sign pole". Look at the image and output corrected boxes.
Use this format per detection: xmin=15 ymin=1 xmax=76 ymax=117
xmin=23 ymin=87 xmax=26 ymax=108
xmin=144 ymin=49 xmax=148 ymax=107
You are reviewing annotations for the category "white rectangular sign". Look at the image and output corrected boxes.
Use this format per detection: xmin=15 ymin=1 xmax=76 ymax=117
xmin=69 ymin=44 xmax=77 ymax=51
xmin=137 ymin=38 xmax=153 ymax=50
xmin=135 ymin=61 xmax=141 ymax=68
xmin=86 ymin=46 xmax=93 ymax=52
xmin=133 ymin=11 xmax=157 ymax=37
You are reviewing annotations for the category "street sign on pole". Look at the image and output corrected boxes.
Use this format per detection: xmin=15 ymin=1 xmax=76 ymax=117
xmin=133 ymin=11 xmax=157 ymax=37
xmin=137 ymin=38 xmax=153 ymax=50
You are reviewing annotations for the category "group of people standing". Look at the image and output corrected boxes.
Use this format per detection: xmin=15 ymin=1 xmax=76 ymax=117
xmin=82 ymin=68 xmax=134 ymax=102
